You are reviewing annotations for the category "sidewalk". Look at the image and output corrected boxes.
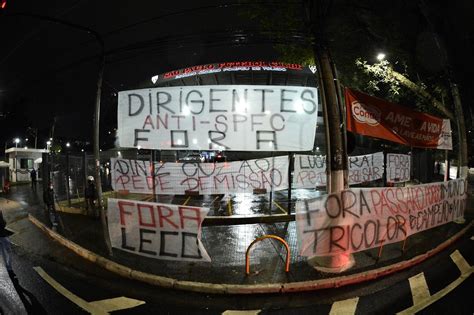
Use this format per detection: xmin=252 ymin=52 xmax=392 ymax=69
xmin=5 ymin=181 xmax=474 ymax=292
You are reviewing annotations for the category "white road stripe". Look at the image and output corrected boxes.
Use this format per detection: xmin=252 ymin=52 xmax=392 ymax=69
xmin=329 ymin=297 xmax=359 ymax=315
xmin=33 ymin=266 xmax=145 ymax=314
xmin=451 ymin=250 xmax=471 ymax=274
xmin=408 ymin=272 xmax=430 ymax=305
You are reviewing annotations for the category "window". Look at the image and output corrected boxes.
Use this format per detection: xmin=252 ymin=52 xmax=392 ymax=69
xmin=20 ymin=158 xmax=33 ymax=169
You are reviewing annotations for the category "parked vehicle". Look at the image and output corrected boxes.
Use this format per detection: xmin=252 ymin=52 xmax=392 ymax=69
xmin=178 ymin=153 xmax=205 ymax=163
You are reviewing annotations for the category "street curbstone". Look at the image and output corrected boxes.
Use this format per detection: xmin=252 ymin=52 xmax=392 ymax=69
xmin=173 ymin=280 xmax=227 ymax=294
xmin=130 ymin=270 xmax=176 ymax=288
xmin=96 ymin=256 xmax=132 ymax=278
xmin=224 ymin=283 xmax=283 ymax=294
xmin=28 ymin=213 xmax=473 ymax=295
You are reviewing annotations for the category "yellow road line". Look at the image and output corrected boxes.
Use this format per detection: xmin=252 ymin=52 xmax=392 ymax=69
xmin=89 ymin=297 xmax=145 ymax=312
xmin=397 ymin=251 xmax=473 ymax=315
xmin=33 ymin=266 xmax=107 ymax=315
xmin=222 ymin=310 xmax=260 ymax=315
xmin=450 ymin=250 xmax=470 ymax=274
xmin=182 ymin=196 xmax=191 ymax=206
xmin=272 ymin=200 xmax=287 ymax=214
xmin=33 ymin=267 xmax=145 ymax=314
xmin=329 ymin=297 xmax=359 ymax=315
xmin=227 ymin=199 xmax=233 ymax=216
xmin=408 ymin=272 xmax=430 ymax=305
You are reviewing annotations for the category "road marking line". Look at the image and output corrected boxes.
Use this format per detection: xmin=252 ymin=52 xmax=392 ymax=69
xmin=272 ymin=201 xmax=287 ymax=214
xmin=33 ymin=266 xmax=107 ymax=315
xmin=227 ymin=199 xmax=233 ymax=216
xmin=450 ymin=250 xmax=471 ymax=274
xmin=89 ymin=297 xmax=145 ymax=312
xmin=408 ymin=272 xmax=430 ymax=305
xmin=182 ymin=196 xmax=191 ymax=206
xmin=222 ymin=310 xmax=260 ymax=315
xmin=329 ymin=297 xmax=359 ymax=315
xmin=33 ymin=267 xmax=145 ymax=314
xmin=397 ymin=252 xmax=473 ymax=315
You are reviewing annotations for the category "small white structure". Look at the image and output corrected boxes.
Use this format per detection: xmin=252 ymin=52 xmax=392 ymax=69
xmin=5 ymin=148 xmax=48 ymax=182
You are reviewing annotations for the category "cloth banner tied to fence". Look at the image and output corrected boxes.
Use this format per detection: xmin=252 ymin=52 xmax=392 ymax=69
xmin=295 ymin=179 xmax=467 ymax=257
xmin=118 ymin=85 xmax=319 ymax=151
xmin=293 ymin=152 xmax=384 ymax=188
xmin=111 ymin=156 xmax=289 ymax=195
xmin=386 ymin=153 xmax=411 ymax=183
xmin=108 ymin=198 xmax=211 ymax=262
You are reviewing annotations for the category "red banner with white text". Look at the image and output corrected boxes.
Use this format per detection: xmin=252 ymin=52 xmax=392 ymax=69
xmin=345 ymin=88 xmax=452 ymax=150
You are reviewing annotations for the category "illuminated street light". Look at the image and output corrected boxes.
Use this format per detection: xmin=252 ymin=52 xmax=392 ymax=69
xmin=14 ymin=138 xmax=20 ymax=148
xmin=66 ymin=142 xmax=70 ymax=148
xmin=376 ymin=53 xmax=386 ymax=61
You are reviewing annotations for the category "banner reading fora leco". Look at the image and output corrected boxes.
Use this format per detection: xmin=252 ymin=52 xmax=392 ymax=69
xmin=118 ymin=85 xmax=318 ymax=151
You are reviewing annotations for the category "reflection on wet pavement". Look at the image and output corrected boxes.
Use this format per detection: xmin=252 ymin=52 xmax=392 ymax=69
xmin=17 ymin=176 xmax=327 ymax=218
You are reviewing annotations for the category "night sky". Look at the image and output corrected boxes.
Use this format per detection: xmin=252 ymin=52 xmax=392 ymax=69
xmin=0 ymin=0 xmax=473 ymax=151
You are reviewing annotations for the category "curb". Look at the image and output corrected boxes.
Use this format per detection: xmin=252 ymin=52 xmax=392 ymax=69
xmin=28 ymin=214 xmax=473 ymax=294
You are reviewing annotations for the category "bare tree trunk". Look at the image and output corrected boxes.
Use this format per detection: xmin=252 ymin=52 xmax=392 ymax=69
xmin=308 ymin=45 xmax=354 ymax=273
xmin=305 ymin=0 xmax=353 ymax=272
xmin=450 ymin=81 xmax=468 ymax=179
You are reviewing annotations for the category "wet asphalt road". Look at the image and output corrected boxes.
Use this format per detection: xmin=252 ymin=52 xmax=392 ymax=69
xmin=1 ymin=183 xmax=473 ymax=314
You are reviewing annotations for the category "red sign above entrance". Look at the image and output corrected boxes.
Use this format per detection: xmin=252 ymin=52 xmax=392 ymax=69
xmin=153 ymin=61 xmax=312 ymax=84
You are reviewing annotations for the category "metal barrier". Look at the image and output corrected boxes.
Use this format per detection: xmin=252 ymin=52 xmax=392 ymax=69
xmin=245 ymin=234 xmax=290 ymax=275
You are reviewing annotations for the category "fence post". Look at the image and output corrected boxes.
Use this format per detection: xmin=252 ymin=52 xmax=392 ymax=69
xmin=65 ymin=151 xmax=71 ymax=207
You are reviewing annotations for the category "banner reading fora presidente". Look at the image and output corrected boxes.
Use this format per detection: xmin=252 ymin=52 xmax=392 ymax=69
xmin=107 ymin=198 xmax=211 ymax=262
xmin=118 ymin=85 xmax=318 ymax=151
xmin=386 ymin=153 xmax=411 ymax=183
xmin=293 ymin=152 xmax=384 ymax=188
xmin=345 ymin=88 xmax=452 ymax=150
xmin=111 ymin=156 xmax=289 ymax=195
xmin=295 ymin=179 xmax=467 ymax=257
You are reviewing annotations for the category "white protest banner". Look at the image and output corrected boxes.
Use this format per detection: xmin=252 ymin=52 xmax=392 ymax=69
xmin=387 ymin=153 xmax=411 ymax=183
xmin=118 ymin=85 xmax=318 ymax=151
xmin=107 ymin=198 xmax=211 ymax=262
xmin=295 ymin=179 xmax=467 ymax=257
xmin=293 ymin=155 xmax=326 ymax=188
xmin=293 ymin=152 xmax=384 ymax=188
xmin=348 ymin=152 xmax=384 ymax=185
xmin=111 ymin=156 xmax=289 ymax=195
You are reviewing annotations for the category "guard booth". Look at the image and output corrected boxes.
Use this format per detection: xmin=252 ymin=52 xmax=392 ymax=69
xmin=5 ymin=148 xmax=48 ymax=183
xmin=0 ymin=161 xmax=8 ymax=192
